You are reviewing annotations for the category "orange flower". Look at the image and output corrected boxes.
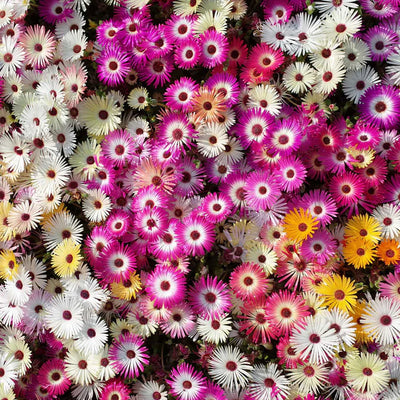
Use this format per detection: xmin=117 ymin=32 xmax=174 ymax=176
xmin=191 ymin=88 xmax=227 ymax=123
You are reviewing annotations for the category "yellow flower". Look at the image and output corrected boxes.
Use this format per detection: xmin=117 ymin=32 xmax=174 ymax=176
xmin=283 ymin=208 xmax=318 ymax=243
xmin=343 ymin=237 xmax=376 ymax=269
xmin=377 ymin=239 xmax=400 ymax=266
xmin=344 ymin=214 xmax=381 ymax=244
xmin=0 ymin=202 xmax=15 ymax=241
xmin=316 ymin=274 xmax=358 ymax=313
xmin=0 ymin=250 xmax=18 ymax=279
xmin=348 ymin=146 xmax=375 ymax=168
xmin=51 ymin=239 xmax=82 ymax=277
xmin=349 ymin=300 xmax=372 ymax=344
xmin=111 ymin=272 xmax=142 ymax=300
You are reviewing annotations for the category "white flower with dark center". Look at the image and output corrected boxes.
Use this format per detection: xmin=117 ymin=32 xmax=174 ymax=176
xmin=361 ymin=296 xmax=400 ymax=346
xmin=208 ymin=345 xmax=253 ymax=391
xmin=291 ymin=314 xmax=339 ymax=364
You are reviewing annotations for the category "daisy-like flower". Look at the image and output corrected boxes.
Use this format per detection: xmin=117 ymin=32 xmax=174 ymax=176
xmin=78 ymin=94 xmax=121 ymax=137
xmin=247 ymin=363 xmax=290 ymax=400
xmin=266 ymin=290 xmax=309 ymax=336
xmin=188 ymin=275 xmax=231 ymax=318
xmin=199 ymin=29 xmax=228 ymax=68
xmin=298 ymin=189 xmax=338 ymax=225
xmin=0 ymin=352 xmax=18 ymax=391
xmin=4 ymin=269 xmax=32 ymax=307
xmin=314 ymin=63 xmax=346 ymax=95
xmin=139 ymin=56 xmax=173 ymax=88
xmin=358 ymin=85 xmax=400 ymax=130
xmin=101 ymin=130 xmax=134 ymax=167
xmin=283 ymin=208 xmax=318 ymax=243
xmin=343 ymin=65 xmax=381 ymax=104
xmin=197 ymin=313 xmax=232 ymax=344
xmin=100 ymin=379 xmax=130 ymax=400
xmin=323 ymin=307 xmax=356 ymax=349
xmin=236 ymin=107 xmax=274 ymax=148
xmin=208 ymin=345 xmax=253 ymax=392
xmin=64 ymin=347 xmax=99 ymax=386
xmin=19 ymin=25 xmax=56 ymax=68
xmin=127 ymin=87 xmax=149 ymax=111
xmin=164 ymin=77 xmax=198 ymax=112
xmin=320 ymin=7 xmax=362 ymax=43
xmin=109 ymin=333 xmax=149 ymax=379
xmin=0 ymin=133 xmax=31 ymax=173
xmin=344 ymin=214 xmax=382 ymax=244
xmin=145 ymin=264 xmax=185 ymax=308
xmin=239 ymin=297 xmax=277 ymax=344
xmin=174 ymin=37 xmax=201 ymax=69
xmin=197 ymin=122 xmax=229 ymax=158
xmin=291 ymin=314 xmax=339 ymax=364
xmin=178 ymin=215 xmax=215 ymax=257
xmin=0 ymin=36 xmax=25 ymax=76
xmin=268 ymin=119 xmax=302 ymax=156
xmin=301 ymin=228 xmax=337 ymax=264
xmin=37 ymin=358 xmax=71 ymax=397
xmin=343 ymin=237 xmax=377 ymax=269
xmin=287 ymin=363 xmax=329 ymax=395
xmin=96 ymin=242 xmax=136 ymax=284
xmin=361 ymin=296 xmax=400 ymax=346
xmin=97 ymin=47 xmax=130 ymax=87
xmin=44 ymin=295 xmax=84 ymax=339
xmin=229 ymin=262 xmax=268 ymax=301
xmin=51 ymin=238 xmax=82 ymax=277
xmin=244 ymin=170 xmax=280 ymax=211
xmin=316 ymin=274 xmax=358 ymax=313
xmin=82 ymin=189 xmax=112 ymax=223
xmin=248 ymin=84 xmax=282 ymax=116
xmin=136 ymin=380 xmax=168 ymax=400
xmin=329 ymin=171 xmax=365 ymax=209
xmin=166 ymin=363 xmax=207 ymax=400
xmin=160 ymin=303 xmax=195 ymax=339
xmin=346 ymin=352 xmax=390 ymax=394
xmin=191 ymin=87 xmax=227 ymax=124
xmin=7 ymin=200 xmax=42 ymax=234
xmin=380 ymin=272 xmax=400 ymax=302
xmin=75 ymin=315 xmax=108 ymax=356
xmin=59 ymin=29 xmax=87 ymax=62
xmin=283 ymin=62 xmax=316 ymax=94
xmin=247 ymin=42 xmax=284 ymax=78
xmin=377 ymin=239 xmax=400 ymax=265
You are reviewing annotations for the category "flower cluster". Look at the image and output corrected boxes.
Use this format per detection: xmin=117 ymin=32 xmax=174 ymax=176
xmin=0 ymin=0 xmax=400 ymax=399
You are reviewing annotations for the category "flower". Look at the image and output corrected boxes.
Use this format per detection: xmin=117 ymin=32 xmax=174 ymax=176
xmin=229 ymin=262 xmax=268 ymax=301
xmin=51 ymin=239 xmax=82 ymax=277
xmin=361 ymin=296 xmax=400 ymax=346
xmin=208 ymin=345 xmax=253 ymax=391
xmin=291 ymin=314 xmax=339 ymax=364
xmin=346 ymin=352 xmax=390 ymax=394
xmin=342 ymin=237 xmax=377 ymax=269
xmin=166 ymin=363 xmax=207 ymax=400
xmin=284 ymin=208 xmax=318 ymax=243
xmin=316 ymin=274 xmax=358 ymax=313
xmin=109 ymin=333 xmax=149 ymax=379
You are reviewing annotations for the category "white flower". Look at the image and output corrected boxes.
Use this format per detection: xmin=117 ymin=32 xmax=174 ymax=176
xmin=342 ymin=65 xmax=381 ymax=104
xmin=372 ymin=203 xmax=400 ymax=240
xmin=197 ymin=122 xmax=229 ymax=158
xmin=248 ymin=363 xmax=290 ymax=400
xmin=291 ymin=314 xmax=340 ymax=364
xmin=197 ymin=313 xmax=232 ymax=344
xmin=74 ymin=314 xmax=108 ymax=356
xmin=44 ymin=295 xmax=84 ymax=339
xmin=82 ymin=189 xmax=112 ymax=222
xmin=208 ymin=345 xmax=253 ymax=391
xmin=0 ymin=352 xmax=18 ymax=390
xmin=361 ymin=296 xmax=400 ymax=346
